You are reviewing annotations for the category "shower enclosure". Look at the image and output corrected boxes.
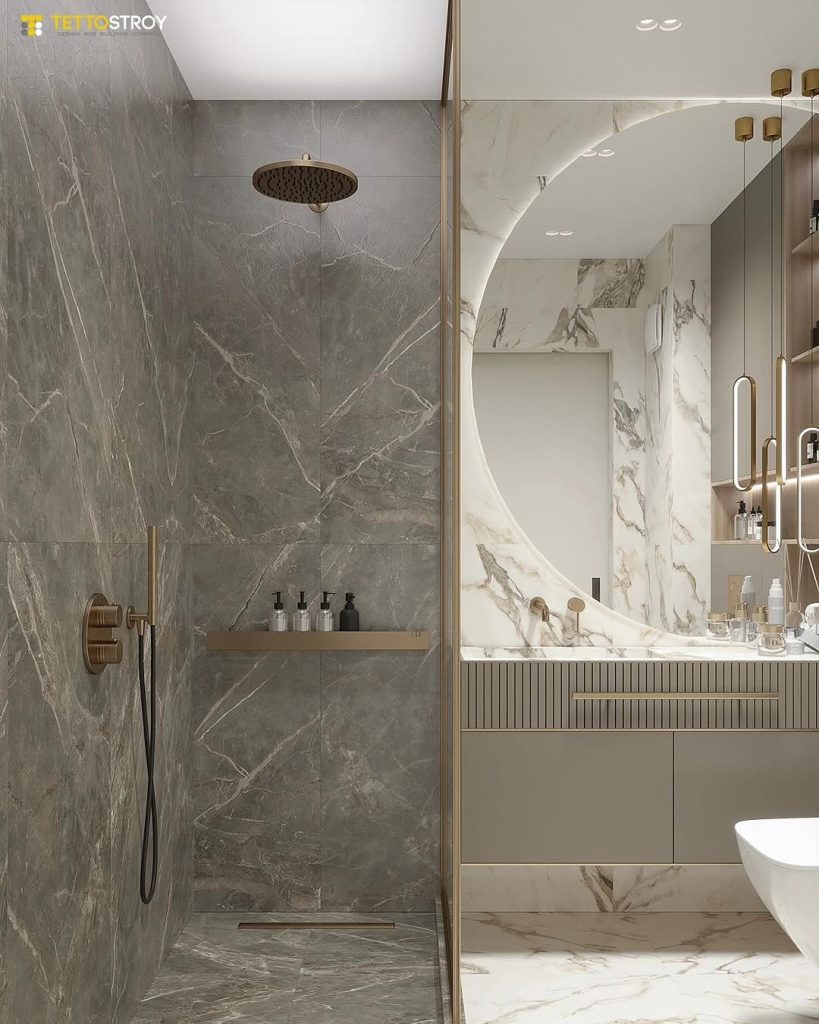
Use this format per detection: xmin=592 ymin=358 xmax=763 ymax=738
xmin=1 ymin=3 xmax=458 ymax=1022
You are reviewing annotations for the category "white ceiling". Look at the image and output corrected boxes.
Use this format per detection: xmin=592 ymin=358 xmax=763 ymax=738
xmin=149 ymin=0 xmax=449 ymax=100
xmin=500 ymin=102 xmax=811 ymax=260
xmin=463 ymin=0 xmax=819 ymax=99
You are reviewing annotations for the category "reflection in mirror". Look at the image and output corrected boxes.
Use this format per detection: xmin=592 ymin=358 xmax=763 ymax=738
xmin=472 ymin=101 xmax=816 ymax=637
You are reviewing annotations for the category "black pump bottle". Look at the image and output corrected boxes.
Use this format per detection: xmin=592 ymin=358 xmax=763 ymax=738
xmin=339 ymin=593 xmax=360 ymax=631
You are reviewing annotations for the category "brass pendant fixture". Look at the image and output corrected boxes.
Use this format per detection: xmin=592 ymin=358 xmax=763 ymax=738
xmin=762 ymin=69 xmax=790 ymax=553
xmin=732 ymin=116 xmax=758 ymax=492
xmin=797 ymin=70 xmax=819 ymax=552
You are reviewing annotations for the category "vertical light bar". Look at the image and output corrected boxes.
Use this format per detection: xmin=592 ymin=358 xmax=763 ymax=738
xmin=732 ymin=374 xmax=757 ymax=491
xmin=776 ymin=355 xmax=788 ymax=483
xmin=797 ymin=427 xmax=819 ymax=553
xmin=762 ymin=437 xmax=782 ymax=553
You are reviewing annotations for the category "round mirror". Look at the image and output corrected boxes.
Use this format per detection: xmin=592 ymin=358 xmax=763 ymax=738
xmin=472 ymin=101 xmax=814 ymax=636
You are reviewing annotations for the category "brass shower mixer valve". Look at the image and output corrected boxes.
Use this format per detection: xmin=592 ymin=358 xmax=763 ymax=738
xmin=82 ymin=594 xmax=124 ymax=673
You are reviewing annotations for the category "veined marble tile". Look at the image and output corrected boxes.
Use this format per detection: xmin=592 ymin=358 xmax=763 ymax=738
xmin=461 ymin=912 xmax=818 ymax=1024
xmin=131 ymin=912 xmax=444 ymax=1024
xmin=462 ymin=866 xmax=614 ymax=913
xmin=613 ymin=866 xmax=765 ymax=913
xmin=319 ymin=175 xmax=440 ymax=545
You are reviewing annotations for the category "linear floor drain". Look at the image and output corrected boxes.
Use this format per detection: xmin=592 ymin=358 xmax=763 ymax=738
xmin=238 ymin=920 xmax=396 ymax=931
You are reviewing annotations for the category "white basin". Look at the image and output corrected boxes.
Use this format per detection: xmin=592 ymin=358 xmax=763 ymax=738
xmin=736 ymin=818 xmax=819 ymax=970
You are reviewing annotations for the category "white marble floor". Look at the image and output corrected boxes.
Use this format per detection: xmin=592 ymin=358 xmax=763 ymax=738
xmin=462 ymin=912 xmax=819 ymax=1023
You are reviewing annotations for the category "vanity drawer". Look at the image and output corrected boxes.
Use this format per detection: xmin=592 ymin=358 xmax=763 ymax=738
xmin=462 ymin=732 xmax=673 ymax=863
xmin=462 ymin=660 xmax=818 ymax=730
xmin=674 ymin=733 xmax=819 ymax=861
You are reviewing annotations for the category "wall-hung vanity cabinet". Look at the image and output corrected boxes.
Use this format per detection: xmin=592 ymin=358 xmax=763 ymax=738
xmin=461 ymin=656 xmax=819 ymax=866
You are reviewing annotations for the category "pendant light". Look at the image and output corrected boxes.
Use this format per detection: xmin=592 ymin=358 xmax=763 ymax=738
xmin=797 ymin=69 xmax=819 ymax=552
xmin=773 ymin=70 xmax=792 ymax=485
xmin=762 ymin=90 xmax=785 ymax=553
xmin=733 ymin=116 xmax=757 ymax=491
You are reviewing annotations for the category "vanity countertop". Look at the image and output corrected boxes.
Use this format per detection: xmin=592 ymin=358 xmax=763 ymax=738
xmin=460 ymin=645 xmax=819 ymax=662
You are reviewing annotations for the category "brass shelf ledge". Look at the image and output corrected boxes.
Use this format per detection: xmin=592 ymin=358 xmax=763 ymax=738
xmin=205 ymin=630 xmax=430 ymax=652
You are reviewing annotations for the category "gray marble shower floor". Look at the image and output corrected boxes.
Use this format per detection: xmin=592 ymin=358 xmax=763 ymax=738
xmin=462 ymin=912 xmax=819 ymax=1023
xmin=131 ymin=912 xmax=445 ymax=1024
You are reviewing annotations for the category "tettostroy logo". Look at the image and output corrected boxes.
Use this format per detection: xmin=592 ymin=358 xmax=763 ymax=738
xmin=19 ymin=12 xmax=168 ymax=37
xmin=20 ymin=14 xmax=43 ymax=37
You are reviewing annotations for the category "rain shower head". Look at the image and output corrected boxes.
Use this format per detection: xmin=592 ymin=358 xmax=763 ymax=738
xmin=252 ymin=152 xmax=357 ymax=213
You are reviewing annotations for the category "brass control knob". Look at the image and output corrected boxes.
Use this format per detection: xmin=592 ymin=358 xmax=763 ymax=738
xmin=88 ymin=603 xmax=123 ymax=628
xmin=87 ymin=640 xmax=123 ymax=667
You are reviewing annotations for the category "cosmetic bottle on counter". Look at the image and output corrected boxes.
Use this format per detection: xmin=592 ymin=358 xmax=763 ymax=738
xmin=268 ymin=591 xmax=287 ymax=632
xmin=741 ymin=576 xmax=755 ymax=610
xmin=811 ymin=199 xmax=819 ymax=235
xmin=293 ymin=591 xmax=311 ymax=631
xmin=734 ymin=500 xmax=748 ymax=540
xmin=807 ymin=433 xmax=819 ymax=465
xmin=785 ymin=602 xmax=806 ymax=655
xmin=339 ymin=593 xmax=360 ymax=631
xmin=729 ymin=606 xmax=748 ymax=644
xmin=758 ymin=623 xmax=786 ymax=656
xmin=748 ymin=607 xmax=767 ymax=644
xmin=755 ymin=506 xmax=764 ymax=540
xmin=767 ymin=579 xmax=785 ymax=625
xmin=316 ymin=591 xmax=335 ymax=632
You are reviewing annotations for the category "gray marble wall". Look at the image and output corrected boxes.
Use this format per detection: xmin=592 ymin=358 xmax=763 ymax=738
xmin=191 ymin=101 xmax=441 ymax=912
xmin=3 ymin=4 xmax=193 ymax=1023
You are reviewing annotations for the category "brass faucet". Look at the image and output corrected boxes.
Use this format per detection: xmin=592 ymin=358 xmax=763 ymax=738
xmin=567 ymin=596 xmax=586 ymax=633
xmin=529 ymin=596 xmax=550 ymax=622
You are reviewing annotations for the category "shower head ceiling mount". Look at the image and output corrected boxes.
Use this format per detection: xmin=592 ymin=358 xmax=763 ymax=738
xmin=252 ymin=152 xmax=358 ymax=213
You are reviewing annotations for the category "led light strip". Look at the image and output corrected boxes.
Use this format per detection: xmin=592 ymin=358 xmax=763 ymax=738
xmin=732 ymin=374 xmax=757 ymax=491
xmin=762 ymin=437 xmax=782 ymax=553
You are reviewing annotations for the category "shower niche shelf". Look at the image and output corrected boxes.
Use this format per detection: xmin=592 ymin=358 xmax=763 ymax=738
xmin=205 ymin=630 xmax=429 ymax=652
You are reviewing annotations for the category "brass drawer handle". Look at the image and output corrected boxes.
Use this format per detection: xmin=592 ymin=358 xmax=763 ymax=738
xmin=572 ymin=692 xmax=779 ymax=701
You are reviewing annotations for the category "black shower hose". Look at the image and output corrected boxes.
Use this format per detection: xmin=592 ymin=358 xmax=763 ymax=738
xmin=137 ymin=624 xmax=158 ymax=904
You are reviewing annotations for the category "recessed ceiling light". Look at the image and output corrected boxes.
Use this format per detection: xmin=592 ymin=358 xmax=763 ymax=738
xmin=597 ymin=148 xmax=615 ymax=157
xmin=544 ymin=230 xmax=561 ymax=236
xmin=581 ymin=149 xmax=597 ymax=158
xmin=558 ymin=230 xmax=574 ymax=237
xmin=636 ymin=18 xmax=658 ymax=31
xmin=659 ymin=17 xmax=682 ymax=30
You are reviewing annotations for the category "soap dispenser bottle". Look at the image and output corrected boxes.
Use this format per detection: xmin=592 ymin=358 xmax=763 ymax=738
xmin=316 ymin=591 xmax=335 ymax=632
xmin=339 ymin=593 xmax=360 ymax=631
xmin=293 ymin=591 xmax=311 ymax=632
xmin=268 ymin=591 xmax=287 ymax=632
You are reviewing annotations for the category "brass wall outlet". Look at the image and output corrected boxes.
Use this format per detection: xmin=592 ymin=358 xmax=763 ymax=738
xmin=83 ymin=593 xmax=123 ymax=674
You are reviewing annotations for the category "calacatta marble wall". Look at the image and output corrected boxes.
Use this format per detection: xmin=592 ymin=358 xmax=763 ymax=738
xmin=644 ymin=227 xmax=712 ymax=634
xmin=461 ymin=100 xmax=717 ymax=647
